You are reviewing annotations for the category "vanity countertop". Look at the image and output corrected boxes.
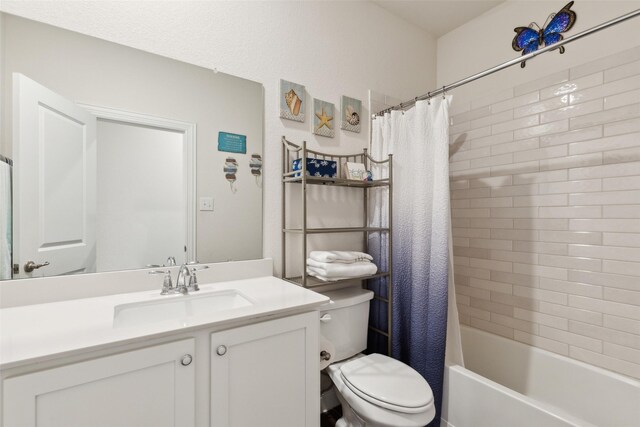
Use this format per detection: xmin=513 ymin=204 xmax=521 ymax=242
xmin=0 ymin=276 xmax=329 ymax=370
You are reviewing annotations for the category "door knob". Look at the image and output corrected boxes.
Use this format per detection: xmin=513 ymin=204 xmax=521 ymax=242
xmin=216 ymin=345 xmax=227 ymax=356
xmin=24 ymin=261 xmax=50 ymax=273
xmin=181 ymin=354 xmax=193 ymax=366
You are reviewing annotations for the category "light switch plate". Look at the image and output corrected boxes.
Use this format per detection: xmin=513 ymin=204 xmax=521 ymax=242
xmin=199 ymin=197 xmax=214 ymax=211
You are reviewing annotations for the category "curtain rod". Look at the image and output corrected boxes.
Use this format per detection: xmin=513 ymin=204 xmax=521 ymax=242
xmin=374 ymin=7 xmax=640 ymax=117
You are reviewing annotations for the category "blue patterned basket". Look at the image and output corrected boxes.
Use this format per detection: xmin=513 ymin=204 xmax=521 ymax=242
xmin=292 ymin=158 xmax=338 ymax=178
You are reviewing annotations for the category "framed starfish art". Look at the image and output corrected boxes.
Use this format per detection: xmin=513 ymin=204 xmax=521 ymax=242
xmin=313 ymin=99 xmax=335 ymax=138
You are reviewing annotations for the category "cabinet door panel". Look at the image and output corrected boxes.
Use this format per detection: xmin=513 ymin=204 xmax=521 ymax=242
xmin=211 ymin=312 xmax=319 ymax=427
xmin=3 ymin=339 xmax=195 ymax=427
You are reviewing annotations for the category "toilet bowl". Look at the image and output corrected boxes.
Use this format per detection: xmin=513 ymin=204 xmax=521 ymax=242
xmin=318 ymin=288 xmax=435 ymax=427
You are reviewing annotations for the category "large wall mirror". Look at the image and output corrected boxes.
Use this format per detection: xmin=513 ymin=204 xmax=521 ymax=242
xmin=0 ymin=13 xmax=264 ymax=280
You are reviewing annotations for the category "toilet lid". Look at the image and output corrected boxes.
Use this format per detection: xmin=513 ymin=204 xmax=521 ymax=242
xmin=339 ymin=353 xmax=433 ymax=411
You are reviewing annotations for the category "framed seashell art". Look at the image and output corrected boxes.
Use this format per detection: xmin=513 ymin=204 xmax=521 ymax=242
xmin=341 ymin=95 xmax=361 ymax=133
xmin=313 ymin=99 xmax=335 ymax=138
xmin=280 ymin=79 xmax=305 ymax=122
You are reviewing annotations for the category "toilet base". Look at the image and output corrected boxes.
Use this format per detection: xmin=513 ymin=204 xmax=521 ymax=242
xmin=334 ymin=390 xmax=366 ymax=427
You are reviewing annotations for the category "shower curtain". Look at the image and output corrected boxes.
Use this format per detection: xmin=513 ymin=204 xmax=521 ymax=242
xmin=369 ymin=97 xmax=463 ymax=426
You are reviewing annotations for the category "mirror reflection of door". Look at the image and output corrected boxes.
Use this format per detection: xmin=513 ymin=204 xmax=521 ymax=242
xmin=13 ymin=73 xmax=98 ymax=279
xmin=12 ymin=74 xmax=194 ymax=279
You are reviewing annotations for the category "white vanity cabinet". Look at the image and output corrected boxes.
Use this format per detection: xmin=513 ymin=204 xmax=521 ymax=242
xmin=2 ymin=339 xmax=196 ymax=427
xmin=210 ymin=312 xmax=319 ymax=427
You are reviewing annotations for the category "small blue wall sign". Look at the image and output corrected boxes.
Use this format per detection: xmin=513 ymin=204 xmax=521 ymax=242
xmin=218 ymin=132 xmax=247 ymax=154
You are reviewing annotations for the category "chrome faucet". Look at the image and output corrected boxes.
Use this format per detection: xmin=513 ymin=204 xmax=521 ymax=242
xmin=150 ymin=262 xmax=209 ymax=295
xmin=175 ymin=264 xmax=192 ymax=295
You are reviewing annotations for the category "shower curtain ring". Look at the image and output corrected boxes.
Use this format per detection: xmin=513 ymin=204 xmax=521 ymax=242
xmin=427 ymin=92 xmax=431 ymax=105
xmin=442 ymin=86 xmax=446 ymax=99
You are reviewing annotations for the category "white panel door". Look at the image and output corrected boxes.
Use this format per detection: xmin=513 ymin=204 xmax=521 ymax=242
xmin=210 ymin=312 xmax=319 ymax=427
xmin=12 ymin=73 xmax=97 ymax=278
xmin=3 ymin=339 xmax=196 ymax=427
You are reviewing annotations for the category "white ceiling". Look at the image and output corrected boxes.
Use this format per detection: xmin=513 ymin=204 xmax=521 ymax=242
xmin=372 ymin=0 xmax=506 ymax=37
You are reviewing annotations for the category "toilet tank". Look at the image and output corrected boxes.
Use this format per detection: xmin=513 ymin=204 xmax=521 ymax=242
xmin=317 ymin=287 xmax=374 ymax=362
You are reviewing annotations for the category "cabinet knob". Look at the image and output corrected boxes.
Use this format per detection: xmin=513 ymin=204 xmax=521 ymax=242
xmin=181 ymin=354 xmax=193 ymax=366
xmin=216 ymin=345 xmax=227 ymax=356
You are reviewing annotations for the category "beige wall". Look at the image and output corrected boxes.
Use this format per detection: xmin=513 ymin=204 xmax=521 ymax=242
xmin=438 ymin=1 xmax=640 ymax=379
xmin=0 ymin=0 xmax=438 ymax=277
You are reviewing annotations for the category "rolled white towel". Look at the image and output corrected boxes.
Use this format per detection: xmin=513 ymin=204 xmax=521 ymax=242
xmin=306 ymin=259 xmax=377 ymax=279
xmin=309 ymin=251 xmax=373 ymax=264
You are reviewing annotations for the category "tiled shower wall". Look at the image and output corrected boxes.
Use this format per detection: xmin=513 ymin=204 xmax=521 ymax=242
xmin=449 ymin=46 xmax=640 ymax=380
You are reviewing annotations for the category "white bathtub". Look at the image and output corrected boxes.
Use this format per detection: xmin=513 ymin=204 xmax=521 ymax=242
xmin=441 ymin=325 xmax=640 ymax=427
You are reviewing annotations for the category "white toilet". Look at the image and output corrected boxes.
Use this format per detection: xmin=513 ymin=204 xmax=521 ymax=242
xmin=318 ymin=287 xmax=435 ymax=427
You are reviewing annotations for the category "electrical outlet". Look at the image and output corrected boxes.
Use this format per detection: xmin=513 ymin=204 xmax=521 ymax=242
xmin=199 ymin=197 xmax=214 ymax=211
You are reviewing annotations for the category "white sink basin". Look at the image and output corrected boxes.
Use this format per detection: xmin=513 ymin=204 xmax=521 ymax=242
xmin=113 ymin=290 xmax=254 ymax=328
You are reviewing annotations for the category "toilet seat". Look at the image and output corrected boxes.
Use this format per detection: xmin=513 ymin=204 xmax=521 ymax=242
xmin=339 ymin=353 xmax=434 ymax=414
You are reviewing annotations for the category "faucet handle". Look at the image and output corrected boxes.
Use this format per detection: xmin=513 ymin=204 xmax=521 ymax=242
xmin=165 ymin=257 xmax=177 ymax=266
xmin=188 ymin=266 xmax=209 ymax=291
xmin=149 ymin=270 xmax=174 ymax=295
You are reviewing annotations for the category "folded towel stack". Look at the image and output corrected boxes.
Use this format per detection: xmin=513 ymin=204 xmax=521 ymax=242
xmin=306 ymin=251 xmax=377 ymax=282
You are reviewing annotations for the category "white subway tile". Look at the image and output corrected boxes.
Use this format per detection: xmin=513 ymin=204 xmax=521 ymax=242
xmin=514 ymin=263 xmax=567 ymax=280
xmin=453 ymin=228 xmax=491 ymax=239
xmin=469 ymin=131 xmax=514 ymax=149
xmin=455 ymin=246 xmax=490 ymax=259
xmin=513 ymin=219 xmax=568 ymax=231
xmin=541 ymin=72 xmax=603 ymax=100
xmin=513 ymin=97 xmax=566 ymax=119
xmin=452 ymin=208 xmax=491 ymax=218
xmin=603 ymin=205 xmax=640 ymax=218
xmin=515 ymin=119 xmax=569 ymax=140
xmin=469 ymin=258 xmax=512 ymax=273
xmin=570 ymin=219 xmax=640 ymax=233
xmin=451 ymin=105 xmax=491 ymax=125
xmin=491 ymin=184 xmax=538 ymax=197
xmin=604 ymin=117 xmax=640 ymax=137
xmin=603 ymin=259 xmax=640 ymax=277
xmin=455 ymin=265 xmax=491 ymax=280
xmin=470 ymin=153 xmax=513 ymax=168
xmin=569 ymin=131 xmax=640 ymax=155
xmin=539 ymin=325 xmax=602 ymax=353
xmin=603 ymin=146 xmax=640 ymax=165
xmin=603 ymin=232 xmax=640 ymax=247
xmin=468 ymin=197 xmax=513 ymax=208
xmin=513 ymin=194 xmax=569 ymax=207
xmin=452 ymin=125 xmax=492 ymax=142
xmin=492 ymin=91 xmax=540 ymax=113
xmin=540 ymin=125 xmax=602 ymax=147
xmin=493 ymin=292 xmax=540 ymax=311
xmin=604 ymin=288 xmax=640 ymax=306
xmin=491 ymin=313 xmax=539 ymax=334
xmin=490 ymin=161 xmax=540 ymax=177
xmin=603 ymin=342 xmax=640 ymax=365
xmin=491 ymin=250 xmax=538 ymax=265
xmin=451 ymin=179 xmax=470 ymax=190
xmin=569 ymin=161 xmax=640 ymax=180
xmin=539 ymin=278 xmax=602 ymax=299
xmin=491 ymin=138 xmax=539 ymax=156
xmin=469 ymin=238 xmax=512 ymax=251
xmin=539 ymin=152 xmax=602 ymax=171
xmin=538 ymin=179 xmax=602 ymax=195
xmin=604 ymin=88 xmax=640 ymax=110
xmin=514 ymin=307 xmax=568 ymax=330
xmin=570 ymin=75 xmax=640 ymax=105
xmin=492 ymin=115 xmax=539 ymax=134
xmin=539 ymin=206 xmax=601 ymax=219
xmin=569 ymin=244 xmax=640 ymax=263
xmin=513 ymin=145 xmax=567 ymax=163
xmin=570 ymin=320 xmax=640 ymax=350
xmin=604 ymin=315 xmax=640 ymax=336
xmin=570 ymin=347 xmax=640 ymax=378
xmin=571 ymin=46 xmax=640 ymax=79
xmin=514 ymin=285 xmax=567 ymax=304
xmin=451 ymin=167 xmax=491 ymax=180
xmin=470 ymin=110 xmax=514 ymax=130
xmin=605 ymin=59 xmax=640 ymax=83
xmin=471 ymin=297 xmax=514 ymax=316
xmin=471 ymin=88 xmax=514 ymax=109
xmin=450 ymin=160 xmax=471 ymax=172
xmin=470 ymin=218 xmax=514 ymax=229
xmin=470 ymin=278 xmax=513 ymax=294
xmin=490 ymin=207 xmax=538 ymax=219
xmin=602 ymin=175 xmax=640 ymax=191
xmin=539 ymin=230 xmax=602 ymax=245
xmin=470 ymin=317 xmax=514 ymax=339
xmin=515 ymin=70 xmax=569 ymax=96
xmin=568 ymin=270 xmax=639 ymax=292
xmin=491 ymin=270 xmax=539 ymax=288
xmin=540 ymin=301 xmax=602 ymax=325
xmin=570 ymin=103 xmax=640 ymax=130
xmin=538 ymin=254 xmax=601 ymax=272
xmin=492 ymin=229 xmax=538 ymax=241
xmin=570 ymin=295 xmax=640 ymax=321
xmin=569 ymin=190 xmax=640 ymax=206
xmin=458 ymin=303 xmax=491 ymax=321
xmin=457 ymin=284 xmax=491 ymax=300
xmin=540 ymin=99 xmax=603 ymax=124
xmin=454 ymin=255 xmax=469 ymax=266
xmin=452 ymin=187 xmax=491 ymax=199
xmin=453 ymin=237 xmax=470 ymax=247
xmin=469 ymin=175 xmax=512 ymax=188
xmin=456 ymin=293 xmax=471 ymax=306
xmin=514 ymin=241 xmax=568 ymax=256
xmin=513 ymin=169 xmax=568 ymax=185
xmin=515 ymin=330 xmax=569 ymax=355
xmin=450 ymin=146 xmax=491 ymax=162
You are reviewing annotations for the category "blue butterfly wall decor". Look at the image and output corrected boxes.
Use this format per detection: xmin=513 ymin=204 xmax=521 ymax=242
xmin=512 ymin=1 xmax=577 ymax=68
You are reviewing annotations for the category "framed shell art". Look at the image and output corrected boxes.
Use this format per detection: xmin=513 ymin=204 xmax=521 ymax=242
xmin=280 ymin=79 xmax=305 ymax=122
xmin=340 ymin=96 xmax=361 ymax=133
xmin=313 ymin=99 xmax=335 ymax=138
